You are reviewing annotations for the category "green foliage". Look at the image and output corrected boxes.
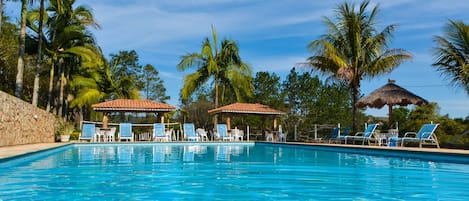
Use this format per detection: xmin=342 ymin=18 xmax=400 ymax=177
xmin=399 ymin=103 xmax=469 ymax=147
xmin=0 ymin=18 xmax=19 ymax=95
xmin=109 ymin=50 xmax=143 ymax=99
xmin=432 ymin=20 xmax=469 ymax=94
xmin=179 ymin=99 xmax=214 ymax=130
xmin=142 ymin=64 xmax=170 ymax=102
xmin=250 ymin=71 xmax=286 ymax=109
xmin=177 ymin=26 xmax=253 ymax=108
xmin=55 ymin=119 xmax=75 ymax=137
xmin=306 ymin=0 xmax=412 ymax=132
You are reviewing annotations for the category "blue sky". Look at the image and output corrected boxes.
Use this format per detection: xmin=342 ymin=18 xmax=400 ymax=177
xmin=4 ymin=0 xmax=469 ymax=118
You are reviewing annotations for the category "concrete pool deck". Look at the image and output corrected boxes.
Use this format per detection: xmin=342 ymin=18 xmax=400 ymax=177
xmin=0 ymin=142 xmax=468 ymax=160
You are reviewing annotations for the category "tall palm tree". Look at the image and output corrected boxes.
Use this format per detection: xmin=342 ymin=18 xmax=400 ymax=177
xmin=43 ymin=0 xmax=100 ymax=115
xmin=306 ymin=0 xmax=412 ymax=132
xmin=433 ymin=20 xmax=469 ymax=94
xmin=177 ymin=26 xmax=252 ymax=110
xmin=32 ymin=0 xmax=45 ymax=106
xmin=0 ymin=0 xmax=3 ymax=34
xmin=15 ymin=0 xmax=33 ymax=98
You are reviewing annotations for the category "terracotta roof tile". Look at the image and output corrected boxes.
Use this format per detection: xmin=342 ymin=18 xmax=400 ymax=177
xmin=208 ymin=102 xmax=285 ymax=115
xmin=92 ymin=99 xmax=176 ymax=112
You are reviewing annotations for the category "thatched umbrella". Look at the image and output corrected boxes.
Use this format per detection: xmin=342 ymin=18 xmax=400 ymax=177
xmin=357 ymin=79 xmax=428 ymax=124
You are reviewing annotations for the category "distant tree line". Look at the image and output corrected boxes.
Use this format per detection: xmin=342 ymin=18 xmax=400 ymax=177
xmin=0 ymin=1 xmax=169 ymax=124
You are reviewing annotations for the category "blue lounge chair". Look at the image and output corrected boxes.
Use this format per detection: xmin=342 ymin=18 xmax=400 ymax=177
xmin=390 ymin=124 xmax=440 ymax=148
xmin=118 ymin=123 xmax=133 ymax=141
xmin=79 ymin=123 xmax=96 ymax=142
xmin=326 ymin=127 xmax=340 ymax=143
xmin=183 ymin=123 xmax=199 ymax=142
xmin=345 ymin=124 xmax=378 ymax=145
xmin=216 ymin=124 xmax=232 ymax=141
xmin=153 ymin=123 xmax=168 ymax=142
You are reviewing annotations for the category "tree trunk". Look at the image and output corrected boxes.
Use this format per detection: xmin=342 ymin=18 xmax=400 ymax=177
xmin=58 ymin=65 xmax=65 ymax=117
xmin=15 ymin=0 xmax=27 ymax=98
xmin=213 ymin=76 xmax=219 ymax=127
xmin=351 ymin=84 xmax=359 ymax=134
xmin=0 ymin=0 xmax=3 ymax=34
xmin=63 ymin=72 xmax=70 ymax=119
xmin=32 ymin=0 xmax=45 ymax=107
xmin=46 ymin=63 xmax=55 ymax=112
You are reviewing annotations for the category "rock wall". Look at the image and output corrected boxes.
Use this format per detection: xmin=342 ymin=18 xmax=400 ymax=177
xmin=0 ymin=91 xmax=56 ymax=146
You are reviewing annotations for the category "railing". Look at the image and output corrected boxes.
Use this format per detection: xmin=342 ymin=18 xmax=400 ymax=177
xmin=293 ymin=124 xmax=340 ymax=142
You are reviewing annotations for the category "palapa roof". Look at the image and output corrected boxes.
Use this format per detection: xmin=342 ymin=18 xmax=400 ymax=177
xmin=91 ymin=99 xmax=176 ymax=112
xmin=208 ymin=102 xmax=286 ymax=115
xmin=357 ymin=80 xmax=428 ymax=109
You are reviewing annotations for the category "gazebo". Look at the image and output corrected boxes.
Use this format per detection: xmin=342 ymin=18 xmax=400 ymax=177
xmin=357 ymin=79 xmax=428 ymax=125
xmin=91 ymin=99 xmax=176 ymax=126
xmin=208 ymin=102 xmax=286 ymax=140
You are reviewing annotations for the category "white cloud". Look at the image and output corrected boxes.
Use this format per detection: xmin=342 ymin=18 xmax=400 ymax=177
xmin=249 ymin=55 xmax=308 ymax=73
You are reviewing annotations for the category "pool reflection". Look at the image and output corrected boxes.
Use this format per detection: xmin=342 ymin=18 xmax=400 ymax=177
xmin=76 ymin=144 xmax=251 ymax=165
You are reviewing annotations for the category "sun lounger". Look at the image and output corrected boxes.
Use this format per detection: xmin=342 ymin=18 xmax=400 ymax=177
xmin=183 ymin=123 xmax=199 ymax=142
xmin=215 ymin=124 xmax=232 ymax=141
xmin=118 ymin=123 xmax=133 ymax=141
xmin=153 ymin=123 xmax=168 ymax=142
xmin=390 ymin=123 xmax=440 ymax=148
xmin=79 ymin=123 xmax=96 ymax=142
xmin=345 ymin=124 xmax=378 ymax=145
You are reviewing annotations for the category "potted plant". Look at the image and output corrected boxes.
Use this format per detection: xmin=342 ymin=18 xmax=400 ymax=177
xmin=55 ymin=120 xmax=75 ymax=142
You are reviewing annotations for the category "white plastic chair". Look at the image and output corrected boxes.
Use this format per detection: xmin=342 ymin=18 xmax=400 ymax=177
xmin=196 ymin=128 xmax=209 ymax=141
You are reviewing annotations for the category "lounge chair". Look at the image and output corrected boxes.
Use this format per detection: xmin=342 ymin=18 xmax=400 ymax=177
xmin=215 ymin=124 xmax=233 ymax=141
xmin=183 ymin=123 xmax=199 ymax=142
xmin=331 ymin=127 xmax=350 ymax=143
xmin=390 ymin=124 xmax=440 ymax=148
xmin=345 ymin=123 xmax=378 ymax=145
xmin=79 ymin=123 xmax=96 ymax=142
xmin=118 ymin=123 xmax=133 ymax=141
xmin=325 ymin=127 xmax=340 ymax=143
xmin=153 ymin=123 xmax=168 ymax=142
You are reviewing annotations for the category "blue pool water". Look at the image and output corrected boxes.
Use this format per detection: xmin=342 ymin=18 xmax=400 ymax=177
xmin=0 ymin=143 xmax=468 ymax=200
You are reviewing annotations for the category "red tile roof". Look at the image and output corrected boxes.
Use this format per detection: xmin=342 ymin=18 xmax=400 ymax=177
xmin=92 ymin=99 xmax=176 ymax=112
xmin=208 ymin=102 xmax=285 ymax=115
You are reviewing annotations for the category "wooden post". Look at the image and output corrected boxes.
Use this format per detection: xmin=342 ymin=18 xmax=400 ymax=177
xmin=159 ymin=112 xmax=164 ymax=124
xmin=273 ymin=116 xmax=277 ymax=130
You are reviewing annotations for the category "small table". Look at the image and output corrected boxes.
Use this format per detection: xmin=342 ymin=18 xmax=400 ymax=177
xmin=95 ymin=128 xmax=111 ymax=142
xmin=375 ymin=133 xmax=398 ymax=146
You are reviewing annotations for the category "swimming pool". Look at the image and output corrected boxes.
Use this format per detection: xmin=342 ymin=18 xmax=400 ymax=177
xmin=0 ymin=143 xmax=468 ymax=200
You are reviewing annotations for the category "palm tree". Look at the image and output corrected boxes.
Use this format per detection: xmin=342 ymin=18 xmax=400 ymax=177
xmin=0 ymin=0 xmax=3 ymax=34
xmin=306 ymin=0 xmax=412 ymax=132
xmin=177 ymin=26 xmax=252 ymax=110
xmin=14 ymin=0 xmax=33 ymax=98
xmin=433 ymin=20 xmax=469 ymax=94
xmin=32 ymin=0 xmax=45 ymax=106
xmin=43 ymin=0 xmax=100 ymax=115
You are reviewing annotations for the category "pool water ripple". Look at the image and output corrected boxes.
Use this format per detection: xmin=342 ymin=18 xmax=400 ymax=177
xmin=0 ymin=143 xmax=468 ymax=200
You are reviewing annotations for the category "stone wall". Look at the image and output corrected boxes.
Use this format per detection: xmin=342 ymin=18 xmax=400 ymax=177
xmin=0 ymin=91 xmax=56 ymax=146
